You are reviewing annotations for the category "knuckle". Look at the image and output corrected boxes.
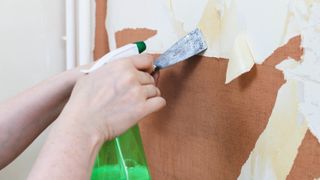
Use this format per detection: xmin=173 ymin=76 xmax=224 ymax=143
xmin=143 ymin=72 xmax=154 ymax=83
xmin=150 ymin=86 xmax=157 ymax=95
xmin=158 ymin=98 xmax=167 ymax=108
xmin=131 ymin=86 xmax=143 ymax=98
xmin=116 ymin=72 xmax=135 ymax=89
xmin=126 ymin=57 xmax=136 ymax=65
xmin=144 ymin=55 xmax=154 ymax=65
xmin=138 ymin=54 xmax=153 ymax=64
xmin=156 ymin=87 xmax=161 ymax=96
xmin=117 ymin=59 xmax=132 ymax=69
xmin=152 ymin=77 xmax=156 ymax=84
xmin=147 ymin=73 xmax=155 ymax=84
xmin=144 ymin=85 xmax=156 ymax=97
xmin=144 ymin=54 xmax=154 ymax=61
xmin=124 ymin=72 xmax=137 ymax=84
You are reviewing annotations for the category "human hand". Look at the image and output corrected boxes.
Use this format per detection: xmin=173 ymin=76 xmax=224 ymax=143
xmin=59 ymin=54 xmax=166 ymax=141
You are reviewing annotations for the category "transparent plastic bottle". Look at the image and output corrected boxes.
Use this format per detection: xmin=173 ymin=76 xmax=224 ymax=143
xmin=91 ymin=125 xmax=151 ymax=180
xmin=90 ymin=41 xmax=150 ymax=180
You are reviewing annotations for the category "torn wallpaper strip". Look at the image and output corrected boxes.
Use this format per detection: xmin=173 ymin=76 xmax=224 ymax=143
xmin=105 ymin=0 xmax=320 ymax=179
xmin=106 ymin=0 xmax=292 ymax=83
xmin=277 ymin=1 xmax=320 ymax=143
xmin=237 ymin=79 xmax=308 ymax=180
xmin=106 ymin=0 xmax=181 ymax=54
xmin=225 ymin=33 xmax=254 ymax=83
xmin=239 ymin=1 xmax=320 ymax=179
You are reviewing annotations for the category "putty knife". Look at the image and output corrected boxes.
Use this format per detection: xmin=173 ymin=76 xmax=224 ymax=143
xmin=82 ymin=28 xmax=207 ymax=74
xmin=153 ymin=28 xmax=208 ymax=72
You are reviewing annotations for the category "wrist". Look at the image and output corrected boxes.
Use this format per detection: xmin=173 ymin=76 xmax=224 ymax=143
xmin=53 ymin=114 xmax=105 ymax=155
xmin=55 ymin=109 xmax=105 ymax=146
xmin=62 ymin=68 xmax=86 ymax=87
xmin=31 ymin=115 xmax=104 ymax=179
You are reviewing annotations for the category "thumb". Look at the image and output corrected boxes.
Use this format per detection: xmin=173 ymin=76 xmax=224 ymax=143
xmin=142 ymin=97 xmax=166 ymax=116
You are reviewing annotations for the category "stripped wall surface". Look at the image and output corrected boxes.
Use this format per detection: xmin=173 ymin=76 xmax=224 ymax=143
xmin=97 ymin=0 xmax=320 ymax=179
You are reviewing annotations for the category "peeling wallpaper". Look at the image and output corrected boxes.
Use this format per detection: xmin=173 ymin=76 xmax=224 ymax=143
xmin=105 ymin=0 xmax=320 ymax=179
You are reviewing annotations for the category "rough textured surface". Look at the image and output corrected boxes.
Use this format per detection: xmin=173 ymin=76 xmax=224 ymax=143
xmin=94 ymin=0 xmax=109 ymax=60
xmin=95 ymin=1 xmax=320 ymax=178
xmin=115 ymin=28 xmax=157 ymax=48
xmin=288 ymin=131 xmax=320 ymax=180
xmin=140 ymin=58 xmax=284 ymax=180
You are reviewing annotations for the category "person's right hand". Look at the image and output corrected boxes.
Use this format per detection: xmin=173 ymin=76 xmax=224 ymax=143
xmin=59 ymin=54 xmax=166 ymax=141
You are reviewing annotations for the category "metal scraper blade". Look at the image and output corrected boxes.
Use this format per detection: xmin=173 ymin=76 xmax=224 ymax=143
xmin=154 ymin=28 xmax=208 ymax=69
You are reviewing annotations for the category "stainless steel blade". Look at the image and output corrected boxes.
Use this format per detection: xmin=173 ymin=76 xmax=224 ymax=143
xmin=154 ymin=28 xmax=208 ymax=69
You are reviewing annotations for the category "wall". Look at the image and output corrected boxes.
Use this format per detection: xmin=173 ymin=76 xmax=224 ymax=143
xmin=101 ymin=0 xmax=320 ymax=179
xmin=0 ymin=0 xmax=65 ymax=179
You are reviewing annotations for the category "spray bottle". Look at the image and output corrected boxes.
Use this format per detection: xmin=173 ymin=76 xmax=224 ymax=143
xmin=83 ymin=42 xmax=151 ymax=180
xmin=91 ymin=125 xmax=150 ymax=180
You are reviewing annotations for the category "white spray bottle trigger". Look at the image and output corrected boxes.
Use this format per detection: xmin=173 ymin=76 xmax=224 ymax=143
xmin=81 ymin=41 xmax=146 ymax=73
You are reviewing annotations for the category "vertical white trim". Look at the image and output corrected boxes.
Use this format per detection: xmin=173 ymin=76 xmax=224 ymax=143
xmin=66 ymin=0 xmax=76 ymax=70
xmin=91 ymin=0 xmax=96 ymax=58
xmin=77 ymin=0 xmax=95 ymax=66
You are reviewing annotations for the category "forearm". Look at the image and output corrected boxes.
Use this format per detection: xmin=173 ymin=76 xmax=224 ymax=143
xmin=0 ymin=69 xmax=82 ymax=169
xmin=27 ymin=114 xmax=103 ymax=180
xmin=27 ymin=55 xmax=165 ymax=179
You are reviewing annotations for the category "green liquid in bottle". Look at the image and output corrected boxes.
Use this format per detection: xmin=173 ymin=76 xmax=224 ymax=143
xmin=91 ymin=165 xmax=150 ymax=180
xmin=91 ymin=125 xmax=151 ymax=180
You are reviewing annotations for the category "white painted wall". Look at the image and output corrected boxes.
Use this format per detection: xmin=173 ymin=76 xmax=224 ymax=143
xmin=0 ymin=0 xmax=65 ymax=179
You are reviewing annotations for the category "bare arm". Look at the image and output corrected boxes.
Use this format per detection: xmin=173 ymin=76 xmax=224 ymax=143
xmin=0 ymin=69 xmax=83 ymax=169
xmin=27 ymin=55 xmax=166 ymax=180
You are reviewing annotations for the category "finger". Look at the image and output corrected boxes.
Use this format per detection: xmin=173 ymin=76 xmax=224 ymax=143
xmin=142 ymin=85 xmax=160 ymax=99
xmin=142 ymin=97 xmax=166 ymax=115
xmin=152 ymin=70 xmax=160 ymax=86
xmin=137 ymin=71 xmax=155 ymax=85
xmin=130 ymin=54 xmax=155 ymax=73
